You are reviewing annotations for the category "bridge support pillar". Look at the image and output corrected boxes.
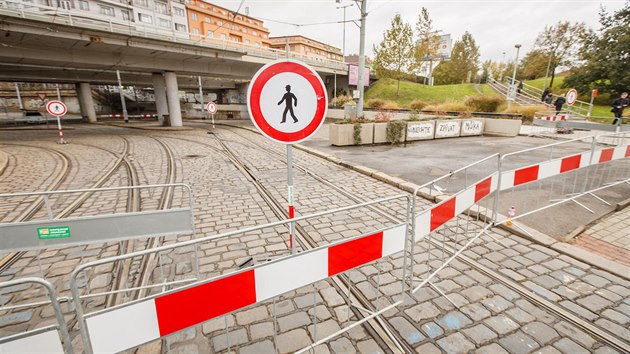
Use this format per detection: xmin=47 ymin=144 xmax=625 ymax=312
xmin=77 ymin=82 xmax=97 ymax=123
xmin=164 ymin=72 xmax=182 ymax=127
xmin=152 ymin=73 xmax=169 ymax=126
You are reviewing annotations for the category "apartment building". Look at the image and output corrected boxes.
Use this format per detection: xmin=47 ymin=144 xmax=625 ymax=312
xmin=5 ymin=0 xmax=189 ymax=37
xmin=185 ymin=0 xmax=271 ymax=46
xmin=270 ymin=35 xmax=343 ymax=62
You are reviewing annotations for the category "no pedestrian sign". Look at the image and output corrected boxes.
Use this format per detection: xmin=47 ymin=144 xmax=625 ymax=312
xmin=566 ymin=89 xmax=578 ymax=106
xmin=247 ymin=59 xmax=328 ymax=144
xmin=46 ymin=100 xmax=67 ymax=117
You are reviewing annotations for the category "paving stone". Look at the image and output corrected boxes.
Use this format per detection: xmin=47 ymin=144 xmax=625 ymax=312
xmin=576 ymin=294 xmax=613 ymax=312
xmin=559 ymin=301 xmax=598 ymax=321
xmin=484 ymin=315 xmax=519 ymax=335
xmin=415 ymin=342 xmax=442 ymax=354
xmin=356 ymin=339 xmax=382 ymax=354
xmin=276 ymin=329 xmax=311 ymax=353
xmin=553 ymin=322 xmax=596 ymax=348
xmin=481 ymin=295 xmax=512 ymax=314
xmin=202 ymin=315 xmax=234 ymax=335
xmin=524 ymin=281 xmax=562 ymax=302
xmin=476 ymin=343 xmax=510 ymax=354
xmin=240 ymin=340 xmax=275 ymax=354
xmin=89 ymin=273 xmax=112 ymax=289
xmin=583 ymin=274 xmax=610 ymax=288
xmin=594 ymin=318 xmax=630 ymax=341
xmin=277 ymin=312 xmax=311 ymax=332
xmin=553 ymin=338 xmax=589 ymax=354
xmin=463 ymin=324 xmax=498 ymax=345
xmin=175 ymin=261 xmax=192 ymax=275
xmin=594 ymin=288 xmax=623 ymax=303
xmin=532 ymin=275 xmax=562 ymax=288
xmin=166 ymin=344 xmax=198 ymax=354
xmin=461 ymin=303 xmax=492 ymax=321
xmin=499 ymin=331 xmax=540 ymax=354
xmin=404 ymin=301 xmax=441 ymax=321
xmin=212 ymin=327 xmax=248 ymax=352
xmin=389 ymin=316 xmax=425 ymax=345
xmin=532 ymin=347 xmax=563 ymax=354
xmin=601 ymin=309 xmax=629 ymax=325
xmin=308 ymin=319 xmax=341 ymax=341
xmin=329 ymin=337 xmax=355 ymax=353
xmin=236 ymin=305 xmax=269 ymax=326
xmin=522 ymin=321 xmax=559 ymax=345
xmin=420 ymin=321 xmax=444 ymax=339
xmin=319 ymin=287 xmax=344 ymax=307
xmin=167 ymin=327 xmax=195 ymax=344
xmin=551 ymin=286 xmax=581 ymax=300
xmin=436 ymin=332 xmax=475 ymax=354
xmin=437 ymin=311 xmax=472 ymax=331
xmin=541 ymin=259 xmax=569 ymax=270
xmin=461 ymin=285 xmax=493 ymax=302
xmin=0 ymin=311 xmax=33 ymax=327
xmin=489 ymin=284 xmax=520 ymax=301
xmin=250 ymin=322 xmax=274 ymax=340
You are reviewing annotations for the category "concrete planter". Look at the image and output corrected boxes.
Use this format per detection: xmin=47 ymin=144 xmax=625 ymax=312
xmin=435 ymin=119 xmax=462 ymax=139
xmin=483 ymin=118 xmax=522 ymax=137
xmin=406 ymin=121 xmax=435 ymax=141
xmin=329 ymin=123 xmax=374 ymax=146
xmin=373 ymin=123 xmax=388 ymax=144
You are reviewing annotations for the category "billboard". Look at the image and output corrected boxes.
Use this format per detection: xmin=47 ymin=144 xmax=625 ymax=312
xmin=348 ymin=64 xmax=370 ymax=87
xmin=438 ymin=34 xmax=452 ymax=59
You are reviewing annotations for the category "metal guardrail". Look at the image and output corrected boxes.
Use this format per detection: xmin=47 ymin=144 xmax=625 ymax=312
xmin=0 ymin=0 xmax=346 ymax=71
xmin=0 ymin=184 xmax=195 ymax=251
xmin=501 ymin=77 xmax=592 ymax=117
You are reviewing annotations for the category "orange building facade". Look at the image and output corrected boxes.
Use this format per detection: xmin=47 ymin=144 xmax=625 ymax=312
xmin=270 ymin=35 xmax=343 ymax=62
xmin=186 ymin=0 xmax=271 ymax=47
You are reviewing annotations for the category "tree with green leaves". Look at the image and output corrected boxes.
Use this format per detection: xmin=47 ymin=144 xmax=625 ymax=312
xmin=533 ymin=21 xmax=587 ymax=88
xmin=563 ymin=3 xmax=630 ymax=96
xmin=520 ymin=49 xmax=550 ymax=80
xmin=372 ymin=14 xmax=415 ymax=95
xmin=432 ymin=31 xmax=480 ymax=85
xmin=413 ymin=7 xmax=441 ymax=82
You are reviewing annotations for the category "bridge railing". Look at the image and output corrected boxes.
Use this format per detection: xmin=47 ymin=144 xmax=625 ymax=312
xmin=0 ymin=0 xmax=346 ymax=71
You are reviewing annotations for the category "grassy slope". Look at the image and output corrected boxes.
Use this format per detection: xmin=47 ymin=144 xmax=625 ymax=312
xmin=365 ymin=78 xmax=494 ymax=107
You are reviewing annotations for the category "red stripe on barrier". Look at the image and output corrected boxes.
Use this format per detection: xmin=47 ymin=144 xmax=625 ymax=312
xmin=154 ymin=270 xmax=256 ymax=336
xmin=514 ymin=165 xmax=539 ymax=186
xmin=599 ymin=148 xmax=614 ymax=163
xmin=430 ymin=198 xmax=456 ymax=232
xmin=328 ymin=232 xmax=383 ymax=276
xmin=474 ymin=177 xmax=492 ymax=203
xmin=626 ymin=146 xmax=630 ymax=157
xmin=560 ymin=155 xmax=581 ymax=173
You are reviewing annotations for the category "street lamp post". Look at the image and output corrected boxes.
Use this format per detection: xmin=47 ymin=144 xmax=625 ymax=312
xmin=336 ymin=3 xmax=351 ymax=57
xmin=507 ymin=44 xmax=521 ymax=109
xmin=542 ymin=51 xmax=553 ymax=90
xmin=356 ymin=0 xmax=367 ymax=118
xmin=499 ymin=51 xmax=506 ymax=81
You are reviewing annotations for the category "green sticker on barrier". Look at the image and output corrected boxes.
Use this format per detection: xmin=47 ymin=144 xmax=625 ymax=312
xmin=37 ymin=226 xmax=70 ymax=239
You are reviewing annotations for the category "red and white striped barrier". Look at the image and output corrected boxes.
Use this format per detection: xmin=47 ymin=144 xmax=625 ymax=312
xmin=85 ymin=225 xmax=407 ymax=353
xmin=500 ymin=145 xmax=630 ymax=191
xmin=98 ymin=114 xmax=157 ymax=118
xmin=536 ymin=115 xmax=566 ymax=121
xmin=415 ymin=173 xmax=499 ymax=240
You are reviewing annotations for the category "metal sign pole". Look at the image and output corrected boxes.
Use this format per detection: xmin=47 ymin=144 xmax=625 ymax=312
xmin=288 ymin=144 xmax=295 ymax=254
xmin=211 ymin=113 xmax=215 ymax=129
xmin=55 ymin=84 xmax=61 ymax=101
xmin=55 ymin=113 xmax=64 ymax=144
xmin=198 ymin=76 xmax=205 ymax=120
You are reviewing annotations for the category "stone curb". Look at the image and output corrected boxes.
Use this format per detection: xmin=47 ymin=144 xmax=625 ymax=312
xmin=220 ymin=122 xmax=630 ymax=280
xmin=616 ymin=197 xmax=630 ymax=211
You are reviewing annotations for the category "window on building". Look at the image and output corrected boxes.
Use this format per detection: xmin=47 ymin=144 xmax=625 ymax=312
xmin=242 ymin=28 xmax=247 ymax=33
xmin=138 ymin=13 xmax=153 ymax=24
xmin=154 ymin=2 xmax=167 ymax=14
xmin=212 ymin=7 xmax=216 ymax=12
xmin=121 ymin=9 xmax=130 ymax=20
xmin=173 ymin=7 xmax=184 ymax=17
xmin=245 ymin=39 xmax=250 ymax=44
xmin=192 ymin=28 xmax=200 ymax=35
xmin=206 ymin=30 xmax=213 ymax=37
xmin=217 ymin=20 xmax=223 ymax=26
xmin=252 ymin=30 xmax=257 ymax=36
xmin=159 ymin=18 xmax=171 ymax=28
xmin=199 ymin=3 xmax=204 ymax=8
xmin=135 ymin=0 xmax=148 ymax=7
xmin=221 ymin=34 xmax=227 ymax=40
xmin=175 ymin=23 xmax=186 ymax=32
xmin=204 ymin=16 xmax=210 ymax=23
xmin=78 ymin=0 xmax=88 ymax=10
xmin=99 ymin=5 xmax=114 ymax=16
xmin=191 ymin=13 xmax=197 ymax=20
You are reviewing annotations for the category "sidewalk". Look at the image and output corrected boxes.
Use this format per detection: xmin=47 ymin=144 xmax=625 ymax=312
xmin=574 ymin=205 xmax=630 ymax=266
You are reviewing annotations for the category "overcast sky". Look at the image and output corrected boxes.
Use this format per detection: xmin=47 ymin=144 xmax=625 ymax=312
xmin=210 ymin=0 xmax=626 ymax=63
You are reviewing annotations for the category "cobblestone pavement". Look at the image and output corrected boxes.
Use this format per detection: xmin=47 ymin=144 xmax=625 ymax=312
xmin=0 ymin=123 xmax=628 ymax=354
xmin=574 ymin=206 xmax=630 ymax=266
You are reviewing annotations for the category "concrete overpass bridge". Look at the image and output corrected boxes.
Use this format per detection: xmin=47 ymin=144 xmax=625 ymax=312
xmin=0 ymin=3 xmax=346 ymax=125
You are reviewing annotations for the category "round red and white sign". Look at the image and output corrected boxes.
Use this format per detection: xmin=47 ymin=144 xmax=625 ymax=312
xmin=207 ymin=102 xmax=217 ymax=114
xmin=566 ymin=89 xmax=578 ymax=106
xmin=46 ymin=100 xmax=67 ymax=117
xmin=247 ymin=59 xmax=328 ymax=144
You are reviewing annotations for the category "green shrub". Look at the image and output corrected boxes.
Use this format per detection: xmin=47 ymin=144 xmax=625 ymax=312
xmin=407 ymin=110 xmax=420 ymax=121
xmin=366 ymin=98 xmax=399 ymax=110
xmin=374 ymin=110 xmax=392 ymax=122
xmin=464 ymin=95 xmax=506 ymax=112
xmin=386 ymin=120 xmax=406 ymax=144
xmin=409 ymin=100 xmax=429 ymax=110
xmin=353 ymin=123 xmax=362 ymax=144
xmin=331 ymin=95 xmax=354 ymax=108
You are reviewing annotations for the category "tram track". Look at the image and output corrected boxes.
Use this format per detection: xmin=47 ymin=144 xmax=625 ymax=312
xmin=213 ymin=125 xmax=630 ymax=353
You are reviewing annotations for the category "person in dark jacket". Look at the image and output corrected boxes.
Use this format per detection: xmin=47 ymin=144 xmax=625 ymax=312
xmin=611 ymin=92 xmax=629 ymax=125
xmin=544 ymin=92 xmax=553 ymax=104
xmin=517 ymin=81 xmax=523 ymax=94
xmin=541 ymin=88 xmax=551 ymax=102
xmin=554 ymin=94 xmax=566 ymax=114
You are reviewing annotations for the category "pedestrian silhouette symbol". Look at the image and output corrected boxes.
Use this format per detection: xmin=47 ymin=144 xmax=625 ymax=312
xmin=277 ymin=85 xmax=298 ymax=123
xmin=55 ymin=105 xmax=61 ymax=113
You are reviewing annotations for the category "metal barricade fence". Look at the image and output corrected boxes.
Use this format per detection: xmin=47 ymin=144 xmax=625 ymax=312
xmin=496 ymin=132 xmax=630 ymax=231
xmin=0 ymin=184 xmax=195 ymax=252
xmin=69 ymin=194 xmax=412 ymax=354
xmin=0 ymin=277 xmax=73 ymax=353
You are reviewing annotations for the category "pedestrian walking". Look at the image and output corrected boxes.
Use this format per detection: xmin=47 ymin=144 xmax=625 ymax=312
xmin=554 ymin=93 xmax=566 ymax=115
xmin=541 ymin=88 xmax=551 ymax=102
xmin=611 ymin=92 xmax=629 ymax=125
xmin=517 ymin=80 xmax=523 ymax=94
xmin=544 ymin=92 xmax=553 ymax=105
